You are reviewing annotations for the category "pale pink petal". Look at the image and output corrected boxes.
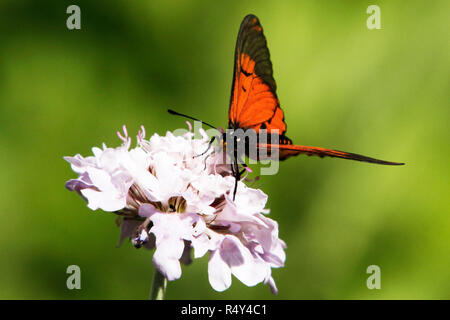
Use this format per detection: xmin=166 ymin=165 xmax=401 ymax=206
xmin=220 ymin=236 xmax=270 ymax=287
xmin=216 ymin=198 xmax=267 ymax=227
xmin=151 ymin=224 xmax=185 ymax=281
xmin=208 ymin=250 xmax=232 ymax=292
xmin=65 ymin=178 xmax=92 ymax=193
xmin=153 ymin=240 xmax=184 ymax=280
xmin=233 ymin=184 xmax=268 ymax=215
xmin=138 ymin=203 xmax=158 ymax=218
xmin=149 ymin=212 xmax=199 ymax=280
xmin=265 ymin=276 xmax=278 ymax=295
xmin=191 ymin=233 xmax=211 ymax=258
xmin=81 ymin=188 xmax=126 ymax=212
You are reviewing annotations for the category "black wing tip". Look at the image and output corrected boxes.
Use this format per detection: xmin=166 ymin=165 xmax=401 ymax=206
xmin=388 ymin=161 xmax=405 ymax=166
xmin=359 ymin=155 xmax=405 ymax=166
xmin=351 ymin=154 xmax=405 ymax=166
xmin=375 ymin=161 xmax=405 ymax=166
xmin=241 ymin=14 xmax=261 ymax=27
xmin=243 ymin=14 xmax=258 ymax=20
xmin=334 ymin=149 xmax=405 ymax=166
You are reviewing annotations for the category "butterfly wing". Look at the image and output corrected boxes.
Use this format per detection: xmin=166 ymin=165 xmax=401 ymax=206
xmin=228 ymin=15 xmax=404 ymax=168
xmin=228 ymin=14 xmax=287 ymax=135
xmin=256 ymin=143 xmax=404 ymax=165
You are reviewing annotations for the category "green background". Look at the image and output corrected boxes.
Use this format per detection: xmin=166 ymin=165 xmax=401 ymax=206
xmin=0 ymin=0 xmax=448 ymax=299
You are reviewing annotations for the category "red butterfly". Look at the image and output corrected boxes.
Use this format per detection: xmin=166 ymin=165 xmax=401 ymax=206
xmin=170 ymin=14 xmax=404 ymax=198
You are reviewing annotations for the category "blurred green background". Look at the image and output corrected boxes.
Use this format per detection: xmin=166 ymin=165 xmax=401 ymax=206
xmin=0 ymin=0 xmax=448 ymax=299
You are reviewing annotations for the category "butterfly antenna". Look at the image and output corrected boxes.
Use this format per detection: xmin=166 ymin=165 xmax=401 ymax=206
xmin=167 ymin=109 xmax=217 ymax=130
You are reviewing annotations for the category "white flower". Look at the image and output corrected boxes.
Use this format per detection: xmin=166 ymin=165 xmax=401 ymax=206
xmin=65 ymin=125 xmax=286 ymax=294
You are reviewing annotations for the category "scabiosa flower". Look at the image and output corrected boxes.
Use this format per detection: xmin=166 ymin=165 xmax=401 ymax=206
xmin=64 ymin=124 xmax=286 ymax=295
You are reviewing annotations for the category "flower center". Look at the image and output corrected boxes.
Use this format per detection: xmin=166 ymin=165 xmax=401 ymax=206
xmin=167 ymin=196 xmax=187 ymax=213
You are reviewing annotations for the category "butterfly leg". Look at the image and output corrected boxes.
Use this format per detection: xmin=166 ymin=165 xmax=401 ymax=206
xmin=203 ymin=152 xmax=211 ymax=170
xmin=232 ymin=164 xmax=239 ymax=201
xmin=194 ymin=136 xmax=216 ymax=158
xmin=231 ymin=145 xmax=241 ymax=200
xmin=232 ymin=162 xmax=253 ymax=199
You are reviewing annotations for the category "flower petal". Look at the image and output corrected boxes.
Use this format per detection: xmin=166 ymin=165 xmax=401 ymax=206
xmin=208 ymin=250 xmax=232 ymax=292
xmin=220 ymin=236 xmax=270 ymax=287
xmin=80 ymin=188 xmax=126 ymax=211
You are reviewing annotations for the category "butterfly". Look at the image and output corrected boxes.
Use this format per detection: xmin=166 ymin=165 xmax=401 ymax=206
xmin=169 ymin=14 xmax=404 ymax=199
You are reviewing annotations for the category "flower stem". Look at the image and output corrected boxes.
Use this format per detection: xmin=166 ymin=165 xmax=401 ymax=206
xmin=150 ymin=269 xmax=167 ymax=300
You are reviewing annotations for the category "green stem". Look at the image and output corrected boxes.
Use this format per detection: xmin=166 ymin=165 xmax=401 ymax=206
xmin=150 ymin=269 xmax=167 ymax=300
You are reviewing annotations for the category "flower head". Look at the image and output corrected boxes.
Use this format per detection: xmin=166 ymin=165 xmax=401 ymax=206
xmin=65 ymin=125 xmax=286 ymax=293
